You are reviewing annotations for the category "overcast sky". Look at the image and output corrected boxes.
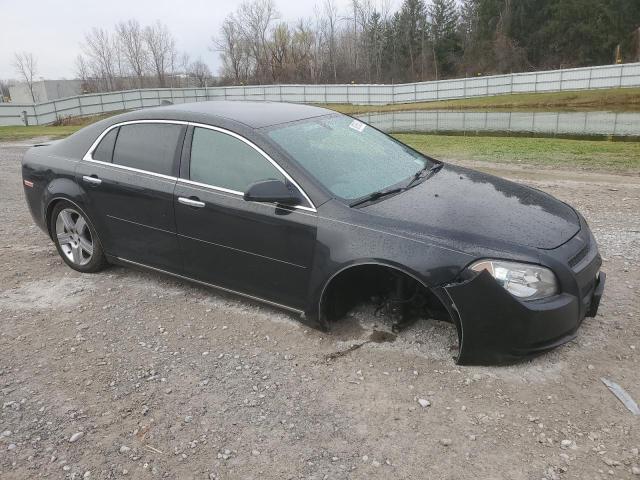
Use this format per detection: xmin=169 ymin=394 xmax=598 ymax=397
xmin=0 ymin=0 xmax=368 ymax=81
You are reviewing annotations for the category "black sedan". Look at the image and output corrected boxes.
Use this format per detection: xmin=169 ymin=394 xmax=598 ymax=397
xmin=21 ymin=101 xmax=605 ymax=364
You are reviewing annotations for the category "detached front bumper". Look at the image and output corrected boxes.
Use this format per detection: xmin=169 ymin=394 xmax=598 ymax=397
xmin=443 ymin=267 xmax=605 ymax=365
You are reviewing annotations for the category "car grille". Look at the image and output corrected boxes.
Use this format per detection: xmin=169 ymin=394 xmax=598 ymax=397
xmin=568 ymin=243 xmax=590 ymax=268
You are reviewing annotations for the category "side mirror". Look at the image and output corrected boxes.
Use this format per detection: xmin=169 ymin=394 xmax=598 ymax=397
xmin=243 ymin=179 xmax=302 ymax=206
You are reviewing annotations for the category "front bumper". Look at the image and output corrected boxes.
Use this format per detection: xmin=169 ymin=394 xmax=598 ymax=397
xmin=443 ymin=267 xmax=605 ymax=365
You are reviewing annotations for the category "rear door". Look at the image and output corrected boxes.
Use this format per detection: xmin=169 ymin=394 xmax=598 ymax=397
xmin=76 ymin=121 xmax=186 ymax=271
xmin=174 ymin=125 xmax=317 ymax=310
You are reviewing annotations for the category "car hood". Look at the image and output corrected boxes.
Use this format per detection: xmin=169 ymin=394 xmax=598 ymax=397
xmin=360 ymin=164 xmax=580 ymax=250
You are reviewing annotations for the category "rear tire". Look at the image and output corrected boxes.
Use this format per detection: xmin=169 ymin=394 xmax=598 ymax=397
xmin=50 ymin=201 xmax=108 ymax=273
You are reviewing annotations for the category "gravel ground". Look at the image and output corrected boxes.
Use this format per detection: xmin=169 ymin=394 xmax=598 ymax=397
xmin=0 ymin=142 xmax=639 ymax=480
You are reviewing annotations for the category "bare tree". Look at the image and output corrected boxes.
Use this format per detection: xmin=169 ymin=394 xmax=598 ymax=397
xmin=310 ymin=6 xmax=327 ymax=82
xmin=82 ymin=28 xmax=117 ymax=91
xmin=235 ymin=0 xmax=279 ymax=83
xmin=75 ymin=54 xmax=95 ymax=93
xmin=188 ymin=58 xmax=212 ymax=87
xmin=13 ymin=52 xmax=38 ymax=102
xmin=291 ymin=19 xmax=315 ymax=82
xmin=77 ymin=20 xmax=189 ymax=90
xmin=116 ymin=19 xmax=148 ymax=88
xmin=180 ymin=52 xmax=191 ymax=74
xmin=214 ymin=16 xmax=250 ymax=83
xmin=0 ymin=80 xmax=10 ymax=101
xmin=323 ymin=0 xmax=339 ymax=82
xmin=178 ymin=52 xmax=191 ymax=87
xmin=168 ymin=46 xmax=178 ymax=88
xmin=269 ymin=22 xmax=291 ymax=81
xmin=144 ymin=21 xmax=176 ymax=87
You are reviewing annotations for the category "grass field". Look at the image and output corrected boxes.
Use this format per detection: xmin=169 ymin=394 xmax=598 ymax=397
xmin=325 ymin=87 xmax=640 ymax=114
xmin=396 ymin=134 xmax=640 ymax=172
xmin=0 ymin=125 xmax=83 ymax=141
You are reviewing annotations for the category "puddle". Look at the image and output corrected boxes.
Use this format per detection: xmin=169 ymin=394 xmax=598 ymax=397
xmin=358 ymin=110 xmax=640 ymax=139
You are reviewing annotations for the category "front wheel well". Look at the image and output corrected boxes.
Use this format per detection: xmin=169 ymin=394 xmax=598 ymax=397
xmin=319 ymin=264 xmax=454 ymax=327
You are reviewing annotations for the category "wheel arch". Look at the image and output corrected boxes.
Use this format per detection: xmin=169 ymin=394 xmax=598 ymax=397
xmin=42 ymin=177 xmax=88 ymax=239
xmin=45 ymin=196 xmax=93 ymax=241
xmin=316 ymin=260 xmax=463 ymax=361
xmin=316 ymin=261 xmax=445 ymax=319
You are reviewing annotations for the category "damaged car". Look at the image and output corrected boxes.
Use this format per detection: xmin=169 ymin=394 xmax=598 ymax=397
xmin=21 ymin=101 xmax=605 ymax=364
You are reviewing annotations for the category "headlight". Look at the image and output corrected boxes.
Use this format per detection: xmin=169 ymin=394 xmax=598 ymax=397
xmin=470 ymin=260 xmax=558 ymax=301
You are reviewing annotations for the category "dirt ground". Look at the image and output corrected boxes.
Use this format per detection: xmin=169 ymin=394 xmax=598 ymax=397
xmin=0 ymin=140 xmax=638 ymax=480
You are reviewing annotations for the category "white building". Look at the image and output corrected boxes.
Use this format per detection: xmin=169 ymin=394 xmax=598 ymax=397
xmin=9 ymin=79 xmax=82 ymax=104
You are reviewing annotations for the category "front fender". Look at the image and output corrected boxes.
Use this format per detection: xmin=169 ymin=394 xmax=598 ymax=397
xmin=444 ymin=270 xmax=580 ymax=365
xmin=307 ymin=202 xmax=474 ymax=321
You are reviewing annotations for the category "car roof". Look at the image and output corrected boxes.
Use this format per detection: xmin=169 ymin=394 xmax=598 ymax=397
xmin=147 ymin=101 xmax=334 ymax=129
xmin=48 ymin=101 xmax=339 ymax=170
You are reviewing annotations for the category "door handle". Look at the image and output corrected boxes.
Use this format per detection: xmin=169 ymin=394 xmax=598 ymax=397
xmin=178 ymin=197 xmax=205 ymax=208
xmin=82 ymin=175 xmax=102 ymax=186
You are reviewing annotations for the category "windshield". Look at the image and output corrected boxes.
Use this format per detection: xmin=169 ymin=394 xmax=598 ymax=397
xmin=266 ymin=115 xmax=432 ymax=201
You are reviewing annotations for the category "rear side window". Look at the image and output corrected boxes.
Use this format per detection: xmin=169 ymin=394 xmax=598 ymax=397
xmin=190 ymin=127 xmax=285 ymax=192
xmin=112 ymin=123 xmax=183 ymax=176
xmin=92 ymin=127 xmax=118 ymax=163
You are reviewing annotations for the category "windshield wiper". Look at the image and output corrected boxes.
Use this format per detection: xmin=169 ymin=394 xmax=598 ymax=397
xmin=404 ymin=162 xmax=444 ymax=190
xmin=349 ymin=186 xmax=405 ymax=208
xmin=349 ymin=162 xmax=443 ymax=208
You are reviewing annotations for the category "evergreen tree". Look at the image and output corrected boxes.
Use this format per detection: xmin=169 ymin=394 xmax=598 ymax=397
xmin=397 ymin=0 xmax=429 ymax=81
xmin=458 ymin=0 xmax=479 ymax=48
xmin=366 ymin=11 xmax=386 ymax=82
xmin=542 ymin=0 xmax=640 ymax=67
xmin=429 ymin=0 xmax=461 ymax=77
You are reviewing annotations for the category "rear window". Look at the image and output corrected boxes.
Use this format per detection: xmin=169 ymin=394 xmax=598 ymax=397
xmin=92 ymin=127 xmax=118 ymax=163
xmin=112 ymin=123 xmax=183 ymax=176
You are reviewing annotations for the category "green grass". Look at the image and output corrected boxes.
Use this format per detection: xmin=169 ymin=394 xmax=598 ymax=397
xmin=0 ymin=112 xmax=121 ymax=141
xmin=396 ymin=133 xmax=640 ymax=172
xmin=0 ymin=125 xmax=82 ymax=141
xmin=325 ymin=87 xmax=640 ymax=114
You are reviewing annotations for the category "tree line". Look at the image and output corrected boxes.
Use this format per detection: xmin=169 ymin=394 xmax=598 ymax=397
xmin=9 ymin=0 xmax=640 ymax=99
xmin=216 ymin=0 xmax=640 ymax=85
xmin=10 ymin=20 xmax=212 ymax=100
xmin=74 ymin=19 xmax=212 ymax=93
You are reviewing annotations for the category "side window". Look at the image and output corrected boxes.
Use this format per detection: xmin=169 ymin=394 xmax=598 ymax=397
xmin=92 ymin=127 xmax=118 ymax=163
xmin=112 ymin=123 xmax=183 ymax=176
xmin=190 ymin=127 xmax=285 ymax=193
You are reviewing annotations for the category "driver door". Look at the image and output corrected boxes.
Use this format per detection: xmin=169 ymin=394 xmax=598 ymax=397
xmin=174 ymin=125 xmax=317 ymax=310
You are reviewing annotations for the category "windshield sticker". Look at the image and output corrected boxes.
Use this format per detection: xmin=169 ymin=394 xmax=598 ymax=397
xmin=349 ymin=120 xmax=366 ymax=132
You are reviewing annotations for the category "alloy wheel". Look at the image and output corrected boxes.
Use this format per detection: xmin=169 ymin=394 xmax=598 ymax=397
xmin=55 ymin=208 xmax=94 ymax=266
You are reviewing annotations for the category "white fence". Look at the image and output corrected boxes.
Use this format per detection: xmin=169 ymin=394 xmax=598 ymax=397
xmin=1 ymin=62 xmax=639 ymax=126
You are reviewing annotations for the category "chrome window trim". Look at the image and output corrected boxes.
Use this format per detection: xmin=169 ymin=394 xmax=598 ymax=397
xmin=174 ymin=179 xmax=317 ymax=218
xmin=82 ymin=119 xmax=317 ymax=213
xmin=82 ymin=157 xmax=178 ymax=182
xmin=178 ymin=178 xmax=243 ymax=196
